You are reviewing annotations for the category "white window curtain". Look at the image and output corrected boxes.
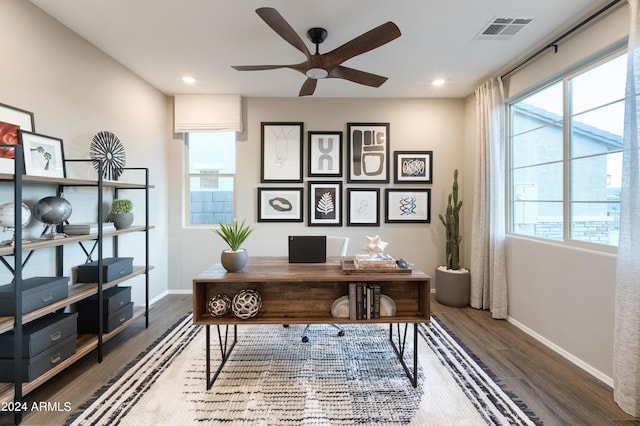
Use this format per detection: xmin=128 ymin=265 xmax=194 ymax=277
xmin=613 ymin=0 xmax=640 ymax=416
xmin=470 ymin=77 xmax=508 ymax=319
xmin=174 ymin=94 xmax=243 ymax=133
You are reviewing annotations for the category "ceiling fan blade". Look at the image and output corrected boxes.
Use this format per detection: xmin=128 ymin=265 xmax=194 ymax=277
xmin=328 ymin=66 xmax=388 ymax=87
xmin=323 ymin=21 xmax=401 ymax=67
xmin=256 ymin=7 xmax=311 ymax=61
xmin=298 ymin=78 xmax=318 ymax=96
xmin=231 ymin=64 xmax=289 ymax=71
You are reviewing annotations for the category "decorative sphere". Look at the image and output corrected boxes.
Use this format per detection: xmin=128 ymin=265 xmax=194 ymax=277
xmin=208 ymin=294 xmax=231 ymax=317
xmin=231 ymin=289 xmax=262 ymax=320
xmin=0 ymin=203 xmax=31 ymax=229
xmin=34 ymin=196 xmax=72 ymax=225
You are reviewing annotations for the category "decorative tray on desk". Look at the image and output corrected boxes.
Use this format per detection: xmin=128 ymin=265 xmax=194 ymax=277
xmin=341 ymin=258 xmax=412 ymax=274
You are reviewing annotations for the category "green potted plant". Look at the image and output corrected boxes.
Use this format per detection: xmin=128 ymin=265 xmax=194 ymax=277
xmin=214 ymin=219 xmax=254 ymax=272
xmin=436 ymin=169 xmax=470 ymax=307
xmin=108 ymin=199 xmax=134 ymax=229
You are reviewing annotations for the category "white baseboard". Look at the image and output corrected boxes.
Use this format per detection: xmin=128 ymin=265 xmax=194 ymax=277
xmin=149 ymin=289 xmax=191 ymax=306
xmin=168 ymin=289 xmax=193 ymax=295
xmin=507 ymin=316 xmax=613 ymax=387
xmin=149 ymin=291 xmax=168 ymax=306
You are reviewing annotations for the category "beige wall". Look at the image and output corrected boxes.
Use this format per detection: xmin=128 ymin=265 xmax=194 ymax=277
xmin=167 ymin=97 xmax=467 ymax=292
xmin=497 ymin=3 xmax=630 ymax=383
xmin=0 ymin=0 xmax=170 ymax=304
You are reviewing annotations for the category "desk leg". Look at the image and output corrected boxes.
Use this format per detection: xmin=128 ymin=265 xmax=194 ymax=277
xmin=205 ymin=324 xmax=237 ymax=389
xmin=389 ymin=323 xmax=418 ymax=388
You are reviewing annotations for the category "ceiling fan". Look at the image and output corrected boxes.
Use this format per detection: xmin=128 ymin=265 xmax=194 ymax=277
xmin=232 ymin=7 xmax=401 ymax=96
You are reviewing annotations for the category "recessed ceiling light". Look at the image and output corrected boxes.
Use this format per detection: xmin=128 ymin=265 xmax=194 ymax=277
xmin=432 ymin=79 xmax=445 ymax=86
xmin=182 ymin=76 xmax=196 ymax=84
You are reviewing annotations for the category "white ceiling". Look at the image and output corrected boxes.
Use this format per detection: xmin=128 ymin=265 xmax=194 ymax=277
xmin=30 ymin=0 xmax=613 ymax=98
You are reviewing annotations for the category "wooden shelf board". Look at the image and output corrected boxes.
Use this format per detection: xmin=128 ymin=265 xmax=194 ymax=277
xmin=0 ymin=173 xmax=152 ymax=189
xmin=0 ymin=306 xmax=148 ymax=404
xmin=0 ymin=226 xmax=154 ymax=256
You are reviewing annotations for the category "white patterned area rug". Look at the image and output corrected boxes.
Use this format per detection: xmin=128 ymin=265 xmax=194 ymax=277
xmin=65 ymin=315 xmax=541 ymax=426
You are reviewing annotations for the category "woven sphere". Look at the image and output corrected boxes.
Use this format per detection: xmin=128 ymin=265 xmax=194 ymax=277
xmin=231 ymin=289 xmax=262 ymax=320
xmin=208 ymin=294 xmax=231 ymax=317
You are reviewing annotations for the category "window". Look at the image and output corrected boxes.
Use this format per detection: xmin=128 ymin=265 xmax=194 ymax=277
xmin=186 ymin=132 xmax=236 ymax=226
xmin=509 ymin=51 xmax=625 ymax=247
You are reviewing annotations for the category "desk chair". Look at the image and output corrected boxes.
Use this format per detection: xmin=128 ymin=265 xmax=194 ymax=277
xmin=299 ymin=236 xmax=349 ymax=342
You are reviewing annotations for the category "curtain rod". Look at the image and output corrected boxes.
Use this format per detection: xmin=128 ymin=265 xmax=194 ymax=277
xmin=501 ymin=0 xmax=625 ymax=79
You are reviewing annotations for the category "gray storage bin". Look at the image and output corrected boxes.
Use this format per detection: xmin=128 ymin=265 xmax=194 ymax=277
xmin=0 ymin=312 xmax=78 ymax=358
xmin=0 ymin=277 xmax=69 ymax=316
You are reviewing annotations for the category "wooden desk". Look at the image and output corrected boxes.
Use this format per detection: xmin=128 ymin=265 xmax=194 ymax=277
xmin=192 ymin=256 xmax=431 ymax=388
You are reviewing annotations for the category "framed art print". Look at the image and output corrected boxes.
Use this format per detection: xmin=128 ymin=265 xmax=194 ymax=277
xmin=257 ymin=187 xmax=304 ymax=222
xmin=308 ymin=131 xmax=342 ymax=177
xmin=394 ymin=150 xmax=433 ymax=184
xmin=347 ymin=122 xmax=390 ymax=183
xmin=347 ymin=188 xmax=380 ymax=226
xmin=385 ymin=188 xmax=431 ymax=223
xmin=0 ymin=103 xmax=35 ymax=174
xmin=19 ymin=131 xmax=66 ymax=178
xmin=308 ymin=181 xmax=342 ymax=226
xmin=261 ymin=122 xmax=303 ymax=182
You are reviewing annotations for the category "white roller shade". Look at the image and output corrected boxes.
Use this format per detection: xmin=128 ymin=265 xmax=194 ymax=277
xmin=174 ymin=94 xmax=243 ymax=132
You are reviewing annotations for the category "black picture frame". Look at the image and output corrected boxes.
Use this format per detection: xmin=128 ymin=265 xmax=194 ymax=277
xmin=347 ymin=122 xmax=390 ymax=183
xmin=385 ymin=188 xmax=431 ymax=223
xmin=347 ymin=188 xmax=380 ymax=226
xmin=0 ymin=102 xmax=35 ymax=174
xmin=394 ymin=150 xmax=433 ymax=184
xmin=19 ymin=130 xmax=66 ymax=178
xmin=257 ymin=187 xmax=304 ymax=222
xmin=308 ymin=181 xmax=342 ymax=226
xmin=308 ymin=131 xmax=342 ymax=177
xmin=261 ymin=122 xmax=303 ymax=182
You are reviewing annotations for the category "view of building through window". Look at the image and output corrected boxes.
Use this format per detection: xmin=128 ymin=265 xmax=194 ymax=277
xmin=186 ymin=132 xmax=236 ymax=226
xmin=509 ymin=52 xmax=625 ymax=247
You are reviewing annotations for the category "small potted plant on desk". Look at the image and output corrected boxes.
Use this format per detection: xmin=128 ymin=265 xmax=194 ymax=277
xmin=214 ymin=219 xmax=254 ymax=272
xmin=436 ymin=169 xmax=470 ymax=307
xmin=108 ymin=199 xmax=133 ymax=230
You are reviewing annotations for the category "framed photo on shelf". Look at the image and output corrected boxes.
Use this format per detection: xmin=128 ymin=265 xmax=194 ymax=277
xmin=394 ymin=150 xmax=433 ymax=184
xmin=0 ymin=103 xmax=35 ymax=174
xmin=261 ymin=122 xmax=303 ymax=182
xmin=308 ymin=131 xmax=342 ymax=177
xmin=385 ymin=188 xmax=431 ymax=223
xmin=347 ymin=122 xmax=390 ymax=183
xmin=257 ymin=187 xmax=304 ymax=222
xmin=347 ymin=188 xmax=380 ymax=226
xmin=19 ymin=130 xmax=66 ymax=178
xmin=308 ymin=181 xmax=342 ymax=226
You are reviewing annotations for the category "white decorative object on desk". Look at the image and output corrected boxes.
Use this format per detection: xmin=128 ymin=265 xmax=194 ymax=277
xmin=360 ymin=234 xmax=388 ymax=257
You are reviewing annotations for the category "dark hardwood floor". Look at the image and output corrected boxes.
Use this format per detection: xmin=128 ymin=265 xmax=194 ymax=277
xmin=1 ymin=294 xmax=638 ymax=425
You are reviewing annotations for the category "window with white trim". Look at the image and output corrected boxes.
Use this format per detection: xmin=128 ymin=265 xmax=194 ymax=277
xmin=509 ymin=51 xmax=625 ymax=247
xmin=185 ymin=132 xmax=236 ymax=226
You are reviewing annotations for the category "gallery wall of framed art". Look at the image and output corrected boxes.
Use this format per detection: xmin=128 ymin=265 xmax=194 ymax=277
xmin=255 ymin=120 xmax=433 ymax=228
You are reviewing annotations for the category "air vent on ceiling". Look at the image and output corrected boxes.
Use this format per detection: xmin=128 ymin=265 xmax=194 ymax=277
xmin=475 ymin=17 xmax=533 ymax=40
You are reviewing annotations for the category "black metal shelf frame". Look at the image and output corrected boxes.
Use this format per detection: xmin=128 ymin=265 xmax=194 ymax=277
xmin=5 ymin=152 xmax=151 ymax=425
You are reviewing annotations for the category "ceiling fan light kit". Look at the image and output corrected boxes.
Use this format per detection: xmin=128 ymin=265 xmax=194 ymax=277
xmin=231 ymin=7 xmax=401 ymax=96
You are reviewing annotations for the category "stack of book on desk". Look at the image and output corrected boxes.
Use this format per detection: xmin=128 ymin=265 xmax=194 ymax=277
xmin=349 ymin=282 xmax=381 ymax=320
xmin=353 ymin=253 xmax=398 ymax=270
xmin=63 ymin=222 xmax=116 ymax=235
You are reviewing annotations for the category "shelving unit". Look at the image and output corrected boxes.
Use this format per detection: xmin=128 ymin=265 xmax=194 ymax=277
xmin=0 ymin=151 xmax=153 ymax=424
